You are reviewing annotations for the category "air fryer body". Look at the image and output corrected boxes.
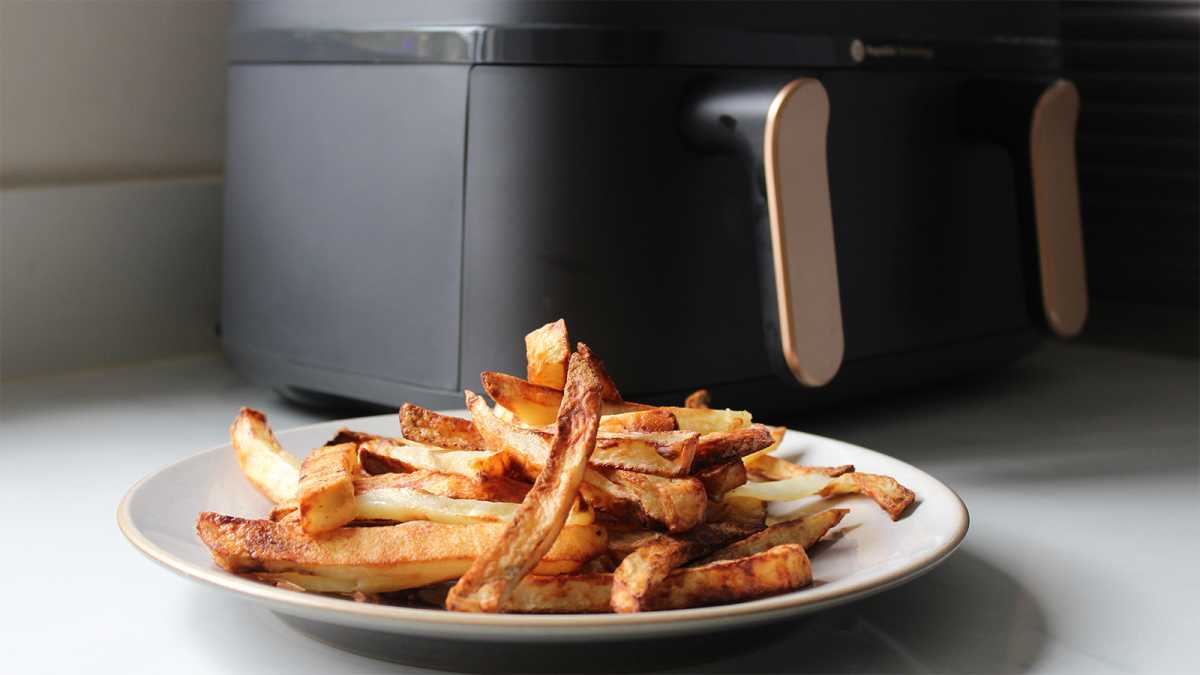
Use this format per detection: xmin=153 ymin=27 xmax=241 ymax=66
xmin=222 ymin=2 xmax=1065 ymax=416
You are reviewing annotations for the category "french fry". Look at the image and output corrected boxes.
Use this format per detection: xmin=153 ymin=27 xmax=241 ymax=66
xmin=466 ymin=390 xmax=699 ymax=479
xmin=696 ymin=509 xmax=848 ymax=564
xmin=524 ymin=319 xmax=571 ymax=390
xmin=353 ymin=487 xmax=594 ymax=527
xmin=609 ymin=521 xmax=761 ymax=612
xmin=742 ymin=425 xmax=786 ymax=462
xmin=354 ymin=471 xmax=530 ymax=504
xmin=705 ymin=495 xmax=767 ymax=528
xmin=359 ymin=439 xmax=510 ymax=479
xmin=728 ymin=472 xmax=915 ymax=520
xmin=505 ymin=544 xmax=812 ymax=613
xmin=726 ymin=473 xmax=833 ymax=501
xmin=691 ymin=425 xmax=776 ymax=470
xmin=230 ymin=407 xmax=301 ymax=504
xmin=597 ymin=468 xmax=707 ymax=533
xmin=666 ymin=407 xmax=752 ymax=434
xmin=197 ymin=513 xmax=606 ymax=593
xmin=399 ymin=403 xmax=485 ymax=451
xmin=298 ymin=442 xmax=359 ymax=534
xmin=325 ymin=428 xmax=384 ymax=447
xmin=684 ymin=389 xmax=711 ymax=409
xmin=819 ymin=472 xmax=915 ymax=520
xmin=744 ymin=453 xmax=854 ymax=481
xmin=481 ymin=371 xmax=646 ymax=426
xmin=446 ymin=346 xmax=604 ymax=612
xmin=596 ymin=409 xmax=678 ymax=433
xmin=694 ymin=460 xmax=748 ymax=500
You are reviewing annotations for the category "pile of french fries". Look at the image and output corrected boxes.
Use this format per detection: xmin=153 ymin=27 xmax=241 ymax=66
xmin=198 ymin=320 xmax=915 ymax=613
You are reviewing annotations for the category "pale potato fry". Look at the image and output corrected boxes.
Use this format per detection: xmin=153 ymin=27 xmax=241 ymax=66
xmin=684 ymin=389 xmax=711 ymax=409
xmin=447 ymin=347 xmax=603 ymax=612
xmin=197 ymin=513 xmax=606 ymax=592
xmin=524 ymin=319 xmax=570 ymax=389
xmin=727 ymin=473 xmax=833 ymax=501
xmin=694 ymin=460 xmax=748 ymax=500
xmin=354 ymin=487 xmax=594 ymax=527
xmin=354 ymin=471 xmax=530 ymax=504
xmin=399 ymin=403 xmax=485 ymax=450
xmin=665 ymin=407 xmax=752 ymax=433
xmin=298 ymin=442 xmax=359 ymax=534
xmin=230 ymin=407 xmax=301 ymax=504
xmin=359 ymin=439 xmax=510 ymax=479
xmin=745 ymin=453 xmax=854 ymax=481
xmin=728 ymin=471 xmax=915 ymax=520
xmin=692 ymin=425 xmax=776 ymax=469
xmin=505 ymin=544 xmax=811 ymax=613
xmin=482 ymin=371 xmax=647 ymax=426
xmin=696 ymin=508 xmax=849 ymax=564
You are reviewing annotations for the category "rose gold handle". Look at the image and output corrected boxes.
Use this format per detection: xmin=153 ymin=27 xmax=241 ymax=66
xmin=762 ymin=79 xmax=844 ymax=386
xmin=1030 ymin=80 xmax=1088 ymax=337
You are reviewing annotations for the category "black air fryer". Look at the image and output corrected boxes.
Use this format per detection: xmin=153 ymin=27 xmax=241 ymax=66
xmin=221 ymin=1 xmax=1087 ymax=416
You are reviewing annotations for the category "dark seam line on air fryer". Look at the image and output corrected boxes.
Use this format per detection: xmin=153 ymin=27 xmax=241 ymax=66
xmin=454 ymin=64 xmax=475 ymax=394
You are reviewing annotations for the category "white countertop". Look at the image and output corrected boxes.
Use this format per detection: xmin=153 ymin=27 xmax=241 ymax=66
xmin=2 ymin=339 xmax=1196 ymax=674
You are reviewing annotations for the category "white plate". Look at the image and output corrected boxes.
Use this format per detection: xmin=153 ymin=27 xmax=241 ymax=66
xmin=118 ymin=412 xmax=967 ymax=643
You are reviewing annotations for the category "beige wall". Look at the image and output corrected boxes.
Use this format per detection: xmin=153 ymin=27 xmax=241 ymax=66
xmin=1 ymin=0 xmax=231 ymax=185
xmin=0 ymin=0 xmax=231 ymax=378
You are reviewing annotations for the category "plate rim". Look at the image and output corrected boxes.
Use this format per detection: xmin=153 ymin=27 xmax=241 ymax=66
xmin=117 ymin=412 xmax=969 ymax=633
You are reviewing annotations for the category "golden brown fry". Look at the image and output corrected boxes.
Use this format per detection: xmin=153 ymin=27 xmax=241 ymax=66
xmin=597 ymin=409 xmax=678 ymax=433
xmin=692 ymin=425 xmax=776 ymax=470
xmin=697 ymin=509 xmax=849 ymax=564
xmin=524 ymin=319 xmax=571 ymax=390
xmin=609 ymin=520 xmax=761 ymax=612
xmin=230 ymin=407 xmax=301 ymax=504
xmin=743 ymin=425 xmax=786 ymax=463
xmin=399 ymin=403 xmax=485 ymax=451
xmin=446 ymin=347 xmax=604 ymax=612
xmin=611 ymin=538 xmax=693 ymax=613
xmin=354 ymin=471 xmax=530 ymax=504
xmin=269 ymin=501 xmax=298 ymax=521
xmin=359 ymin=439 xmax=510 ymax=479
xmin=694 ymin=461 xmax=748 ymax=500
xmin=745 ymin=452 xmax=854 ymax=481
xmin=819 ymin=472 xmax=915 ymax=520
xmin=197 ymin=513 xmax=606 ymax=593
xmin=644 ymin=544 xmax=811 ymax=610
xmin=684 ymin=389 xmax=711 ymax=409
xmin=506 ymin=544 xmax=812 ymax=613
xmin=298 ymin=442 xmax=360 ymax=534
xmin=481 ymin=371 xmax=647 ymax=426
xmin=598 ymin=468 xmax=708 ymax=533
xmin=325 ymin=428 xmax=383 ymax=447
xmin=582 ymin=340 xmax=625 ymax=403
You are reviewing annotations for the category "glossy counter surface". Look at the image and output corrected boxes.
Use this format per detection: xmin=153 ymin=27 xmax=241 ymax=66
xmin=2 ymin=336 xmax=1195 ymax=674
